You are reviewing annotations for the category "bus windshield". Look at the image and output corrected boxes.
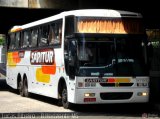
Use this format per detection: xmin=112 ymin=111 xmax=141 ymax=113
xmin=74 ymin=34 xmax=148 ymax=77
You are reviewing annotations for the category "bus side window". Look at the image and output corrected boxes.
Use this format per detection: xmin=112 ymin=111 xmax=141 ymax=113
xmin=39 ymin=25 xmax=49 ymax=47
xmin=30 ymin=28 xmax=38 ymax=47
xmin=22 ymin=31 xmax=30 ymax=48
xmin=48 ymin=24 xmax=55 ymax=45
xmin=15 ymin=32 xmax=21 ymax=49
xmin=58 ymin=25 xmax=62 ymax=45
xmin=49 ymin=20 xmax=62 ymax=46
xmin=9 ymin=33 xmax=15 ymax=50
xmin=54 ymin=23 xmax=62 ymax=45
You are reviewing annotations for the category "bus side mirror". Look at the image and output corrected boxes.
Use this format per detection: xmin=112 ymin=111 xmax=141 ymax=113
xmin=64 ymin=51 xmax=69 ymax=60
xmin=64 ymin=50 xmax=75 ymax=67
xmin=68 ymin=39 xmax=77 ymax=67
xmin=68 ymin=51 xmax=75 ymax=67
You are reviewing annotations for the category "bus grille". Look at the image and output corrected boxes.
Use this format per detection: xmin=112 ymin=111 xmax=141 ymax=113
xmin=100 ymin=83 xmax=134 ymax=87
xmin=100 ymin=92 xmax=133 ymax=100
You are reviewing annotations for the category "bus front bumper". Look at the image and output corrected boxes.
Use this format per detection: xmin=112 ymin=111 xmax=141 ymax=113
xmin=72 ymin=88 xmax=149 ymax=104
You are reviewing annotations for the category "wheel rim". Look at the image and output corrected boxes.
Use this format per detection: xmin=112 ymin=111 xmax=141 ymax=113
xmin=62 ymin=88 xmax=67 ymax=104
xmin=19 ymin=81 xmax=23 ymax=95
xmin=23 ymin=78 xmax=29 ymax=97
xmin=24 ymin=80 xmax=28 ymax=95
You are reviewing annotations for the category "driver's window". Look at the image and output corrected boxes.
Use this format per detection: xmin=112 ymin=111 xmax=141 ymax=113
xmin=78 ymin=42 xmax=93 ymax=62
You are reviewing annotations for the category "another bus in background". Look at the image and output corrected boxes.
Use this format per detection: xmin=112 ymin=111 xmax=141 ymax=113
xmin=0 ymin=34 xmax=6 ymax=79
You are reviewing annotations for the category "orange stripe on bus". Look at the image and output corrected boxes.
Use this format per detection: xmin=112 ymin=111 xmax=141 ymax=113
xmin=42 ymin=63 xmax=56 ymax=75
xmin=10 ymin=28 xmax=22 ymax=32
xmin=115 ymin=78 xmax=130 ymax=83
xmin=12 ymin=52 xmax=21 ymax=63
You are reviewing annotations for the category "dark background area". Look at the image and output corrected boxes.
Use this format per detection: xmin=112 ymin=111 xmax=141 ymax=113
xmin=0 ymin=7 xmax=63 ymax=34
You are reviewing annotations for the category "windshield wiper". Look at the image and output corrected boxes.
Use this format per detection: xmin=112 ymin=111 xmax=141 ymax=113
xmin=84 ymin=63 xmax=93 ymax=66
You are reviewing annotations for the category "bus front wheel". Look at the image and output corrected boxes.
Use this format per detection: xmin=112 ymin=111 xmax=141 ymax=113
xmin=62 ymin=85 xmax=72 ymax=109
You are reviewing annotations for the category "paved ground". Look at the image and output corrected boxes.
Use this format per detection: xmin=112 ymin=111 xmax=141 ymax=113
xmin=0 ymin=79 xmax=72 ymax=113
xmin=0 ymin=91 xmax=72 ymax=113
xmin=0 ymin=79 xmax=159 ymax=119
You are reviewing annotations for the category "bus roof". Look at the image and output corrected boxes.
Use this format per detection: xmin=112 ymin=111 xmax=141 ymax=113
xmin=62 ymin=9 xmax=142 ymax=18
xmin=9 ymin=9 xmax=142 ymax=33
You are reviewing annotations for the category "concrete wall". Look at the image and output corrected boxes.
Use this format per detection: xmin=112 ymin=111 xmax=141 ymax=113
xmin=38 ymin=0 xmax=78 ymax=9
xmin=0 ymin=0 xmax=28 ymax=8
xmin=0 ymin=0 xmax=78 ymax=9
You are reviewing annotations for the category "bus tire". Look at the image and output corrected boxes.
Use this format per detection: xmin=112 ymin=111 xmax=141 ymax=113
xmin=57 ymin=99 xmax=62 ymax=106
xmin=62 ymin=84 xmax=72 ymax=109
xmin=23 ymin=77 xmax=30 ymax=97
xmin=19 ymin=80 xmax=24 ymax=97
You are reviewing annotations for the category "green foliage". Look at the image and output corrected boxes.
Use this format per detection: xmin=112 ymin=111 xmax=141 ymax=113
xmin=151 ymin=41 xmax=160 ymax=48
xmin=0 ymin=37 xmax=5 ymax=45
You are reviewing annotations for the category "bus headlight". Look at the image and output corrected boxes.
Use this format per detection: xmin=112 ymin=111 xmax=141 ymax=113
xmin=84 ymin=93 xmax=95 ymax=97
xmin=137 ymin=92 xmax=148 ymax=96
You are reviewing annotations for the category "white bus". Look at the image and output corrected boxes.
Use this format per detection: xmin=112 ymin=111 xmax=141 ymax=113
xmin=7 ymin=9 xmax=149 ymax=109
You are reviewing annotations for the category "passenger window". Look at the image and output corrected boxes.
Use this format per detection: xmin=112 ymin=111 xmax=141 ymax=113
xmin=9 ymin=33 xmax=15 ymax=50
xmin=48 ymin=25 xmax=55 ymax=45
xmin=39 ymin=25 xmax=49 ymax=46
xmin=15 ymin=32 xmax=20 ymax=49
xmin=49 ymin=20 xmax=62 ymax=46
xmin=22 ymin=31 xmax=30 ymax=48
xmin=30 ymin=28 xmax=38 ymax=47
